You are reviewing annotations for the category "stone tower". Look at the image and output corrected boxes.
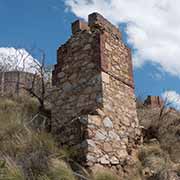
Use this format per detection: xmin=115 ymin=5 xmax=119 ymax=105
xmin=52 ymin=13 xmax=140 ymax=172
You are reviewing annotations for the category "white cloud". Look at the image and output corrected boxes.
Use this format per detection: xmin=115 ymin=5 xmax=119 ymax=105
xmin=162 ymin=90 xmax=180 ymax=109
xmin=65 ymin=0 xmax=180 ymax=77
xmin=0 ymin=47 xmax=39 ymax=73
xmin=149 ymin=72 xmax=163 ymax=80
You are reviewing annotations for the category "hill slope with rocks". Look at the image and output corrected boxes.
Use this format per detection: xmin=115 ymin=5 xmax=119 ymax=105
xmin=137 ymin=100 xmax=180 ymax=180
xmin=0 ymin=96 xmax=179 ymax=180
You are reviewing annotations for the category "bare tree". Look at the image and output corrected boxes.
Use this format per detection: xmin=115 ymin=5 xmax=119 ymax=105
xmin=159 ymin=91 xmax=180 ymax=121
xmin=141 ymin=91 xmax=180 ymax=141
xmin=0 ymin=47 xmax=52 ymax=115
xmin=21 ymin=49 xmax=52 ymax=119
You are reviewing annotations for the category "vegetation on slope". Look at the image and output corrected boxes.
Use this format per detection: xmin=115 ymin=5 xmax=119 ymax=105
xmin=1 ymin=96 xmax=180 ymax=180
xmin=0 ymin=96 xmax=119 ymax=180
xmin=0 ymin=96 xmax=76 ymax=180
xmin=137 ymin=100 xmax=180 ymax=180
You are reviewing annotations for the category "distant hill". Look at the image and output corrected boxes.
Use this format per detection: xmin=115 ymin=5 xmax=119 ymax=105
xmin=0 ymin=47 xmax=39 ymax=73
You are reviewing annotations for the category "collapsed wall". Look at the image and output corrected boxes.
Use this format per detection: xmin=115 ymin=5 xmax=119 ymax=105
xmin=144 ymin=96 xmax=164 ymax=108
xmin=0 ymin=71 xmax=37 ymax=96
xmin=52 ymin=13 xmax=141 ymax=173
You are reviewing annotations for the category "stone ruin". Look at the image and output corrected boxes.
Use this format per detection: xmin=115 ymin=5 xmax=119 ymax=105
xmin=0 ymin=71 xmax=38 ymax=96
xmin=52 ymin=13 xmax=141 ymax=173
xmin=144 ymin=96 xmax=164 ymax=108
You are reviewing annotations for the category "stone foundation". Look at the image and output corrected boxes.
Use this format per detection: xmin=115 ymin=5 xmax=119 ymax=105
xmin=52 ymin=12 xmax=141 ymax=173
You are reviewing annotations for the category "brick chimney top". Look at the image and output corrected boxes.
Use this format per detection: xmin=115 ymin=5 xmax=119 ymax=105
xmin=88 ymin=12 xmax=121 ymax=39
xmin=71 ymin=20 xmax=89 ymax=34
xmin=71 ymin=12 xmax=121 ymax=40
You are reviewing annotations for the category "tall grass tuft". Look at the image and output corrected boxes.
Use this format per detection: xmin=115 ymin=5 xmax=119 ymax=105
xmin=93 ymin=171 xmax=118 ymax=180
xmin=47 ymin=159 xmax=77 ymax=180
xmin=1 ymin=157 xmax=25 ymax=180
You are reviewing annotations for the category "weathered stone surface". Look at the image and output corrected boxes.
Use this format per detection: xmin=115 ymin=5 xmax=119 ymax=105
xmin=89 ymin=115 xmax=102 ymax=126
xmin=103 ymin=143 xmax=113 ymax=152
xmin=87 ymin=139 xmax=96 ymax=148
xmin=62 ymin=82 xmax=72 ymax=92
xmin=117 ymin=149 xmax=128 ymax=158
xmin=95 ymin=130 xmax=107 ymax=140
xmin=69 ymin=73 xmax=77 ymax=81
xmin=103 ymin=117 xmax=113 ymax=128
xmin=110 ymin=156 xmax=119 ymax=165
xmin=87 ymin=154 xmax=97 ymax=163
xmin=96 ymin=108 xmax=106 ymax=118
xmin=105 ymin=42 xmax=112 ymax=51
xmin=101 ymin=72 xmax=110 ymax=84
xmin=83 ymin=44 xmax=91 ymax=50
xmin=96 ymin=94 xmax=103 ymax=104
xmin=99 ymin=155 xmax=110 ymax=165
xmin=79 ymin=116 xmax=88 ymax=125
xmin=109 ymin=131 xmax=120 ymax=141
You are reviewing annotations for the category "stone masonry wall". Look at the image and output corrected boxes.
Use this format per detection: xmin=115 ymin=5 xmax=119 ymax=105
xmin=52 ymin=13 xmax=141 ymax=173
xmin=0 ymin=71 xmax=38 ymax=96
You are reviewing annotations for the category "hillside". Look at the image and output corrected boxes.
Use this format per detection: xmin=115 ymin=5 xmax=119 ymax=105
xmin=137 ymin=102 xmax=180 ymax=180
xmin=0 ymin=48 xmax=39 ymax=73
xmin=0 ymin=12 xmax=180 ymax=180
xmin=0 ymin=96 xmax=179 ymax=180
xmin=0 ymin=96 xmax=77 ymax=180
xmin=0 ymin=96 xmax=121 ymax=180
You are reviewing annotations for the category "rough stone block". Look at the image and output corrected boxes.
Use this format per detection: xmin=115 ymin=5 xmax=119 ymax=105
xmin=101 ymin=72 xmax=110 ymax=84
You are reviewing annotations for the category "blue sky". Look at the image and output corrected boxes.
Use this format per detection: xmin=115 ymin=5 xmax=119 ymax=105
xmin=0 ymin=0 xmax=180 ymax=102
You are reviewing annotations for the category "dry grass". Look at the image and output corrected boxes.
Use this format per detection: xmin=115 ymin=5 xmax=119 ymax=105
xmin=93 ymin=171 xmax=118 ymax=180
xmin=137 ymin=103 xmax=180 ymax=179
xmin=1 ymin=95 xmax=179 ymax=180
xmin=0 ymin=96 xmax=86 ymax=180
xmin=137 ymin=105 xmax=180 ymax=164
